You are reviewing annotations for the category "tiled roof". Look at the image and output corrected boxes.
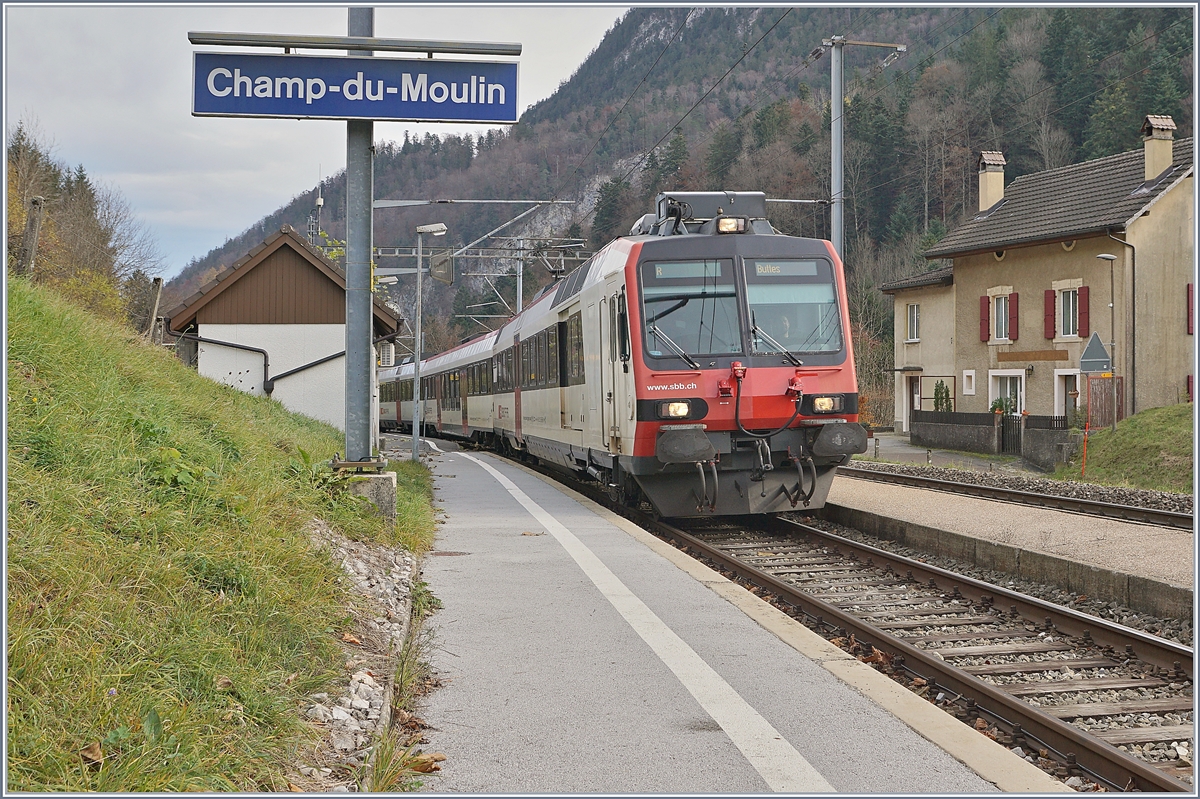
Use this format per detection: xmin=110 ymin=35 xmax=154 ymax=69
xmin=924 ymin=138 xmax=1194 ymax=258
xmin=880 ymin=265 xmax=954 ymax=294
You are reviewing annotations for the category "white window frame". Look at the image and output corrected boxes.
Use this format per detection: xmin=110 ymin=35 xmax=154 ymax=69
xmin=988 ymin=369 xmax=1025 ymax=414
xmin=1053 ymin=278 xmax=1083 ymax=342
xmin=906 ymin=303 xmax=920 ymax=342
xmin=962 ymin=369 xmax=976 ymax=396
xmin=994 ymin=295 xmax=1009 ymax=340
xmin=1054 ymin=368 xmax=1082 ymax=417
xmin=987 ymin=285 xmax=1013 ymax=344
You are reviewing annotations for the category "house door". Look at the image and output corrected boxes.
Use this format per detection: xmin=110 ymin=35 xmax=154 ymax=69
xmin=908 ymin=376 xmax=921 ymax=430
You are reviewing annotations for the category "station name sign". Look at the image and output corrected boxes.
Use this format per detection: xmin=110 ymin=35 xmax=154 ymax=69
xmin=193 ymin=52 xmax=518 ymax=123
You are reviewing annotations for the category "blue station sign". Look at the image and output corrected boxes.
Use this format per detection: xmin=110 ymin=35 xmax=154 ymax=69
xmin=193 ymin=52 xmax=518 ymax=123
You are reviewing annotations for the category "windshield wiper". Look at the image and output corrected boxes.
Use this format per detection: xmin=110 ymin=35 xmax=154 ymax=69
xmin=648 ymin=324 xmax=702 ymax=369
xmin=751 ymin=313 xmax=803 ymax=367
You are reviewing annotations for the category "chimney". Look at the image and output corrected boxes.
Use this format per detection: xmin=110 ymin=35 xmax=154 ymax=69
xmin=1140 ymin=115 xmax=1176 ymax=180
xmin=978 ymin=151 xmax=1006 ymax=211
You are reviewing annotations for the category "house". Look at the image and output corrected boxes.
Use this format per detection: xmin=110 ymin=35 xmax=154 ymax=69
xmin=165 ymin=225 xmax=401 ymax=431
xmin=884 ymin=115 xmax=1194 ymax=432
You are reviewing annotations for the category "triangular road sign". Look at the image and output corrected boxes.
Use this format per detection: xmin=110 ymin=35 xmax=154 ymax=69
xmin=1079 ymin=332 xmax=1111 ymax=373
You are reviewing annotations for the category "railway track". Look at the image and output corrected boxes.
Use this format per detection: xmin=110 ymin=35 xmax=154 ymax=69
xmin=836 ymin=465 xmax=1194 ymax=530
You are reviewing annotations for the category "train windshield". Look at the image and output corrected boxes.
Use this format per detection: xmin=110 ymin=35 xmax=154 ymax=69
xmin=640 ymin=259 xmax=741 ymax=359
xmin=745 ymin=258 xmax=843 ymax=354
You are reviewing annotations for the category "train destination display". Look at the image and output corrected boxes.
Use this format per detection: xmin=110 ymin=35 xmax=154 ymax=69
xmin=193 ymin=52 xmax=518 ymax=123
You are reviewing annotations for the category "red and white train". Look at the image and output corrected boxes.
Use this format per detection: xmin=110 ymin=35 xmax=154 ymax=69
xmin=380 ymin=191 xmax=867 ymax=517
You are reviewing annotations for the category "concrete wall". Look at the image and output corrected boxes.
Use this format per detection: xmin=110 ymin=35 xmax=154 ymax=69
xmin=198 ymin=323 xmax=350 ymax=430
xmin=1020 ymin=426 xmax=1076 ymax=472
xmin=1127 ymin=175 xmax=1195 ymax=411
xmin=891 ymin=282 xmax=956 ymax=430
xmin=909 ymin=419 xmax=999 ymax=455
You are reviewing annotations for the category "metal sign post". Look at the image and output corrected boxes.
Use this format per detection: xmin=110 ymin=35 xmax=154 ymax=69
xmin=190 ymin=16 xmax=521 ymax=465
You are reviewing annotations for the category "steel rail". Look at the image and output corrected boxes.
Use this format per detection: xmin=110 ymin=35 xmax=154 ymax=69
xmin=664 ymin=515 xmax=1192 ymax=792
xmin=837 ymin=465 xmax=1194 ymax=530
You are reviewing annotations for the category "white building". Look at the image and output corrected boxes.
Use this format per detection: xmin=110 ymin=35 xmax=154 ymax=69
xmin=166 ymin=226 xmax=401 ymax=431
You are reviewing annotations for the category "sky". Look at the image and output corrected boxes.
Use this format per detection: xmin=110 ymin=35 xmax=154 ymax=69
xmin=4 ymin=4 xmax=628 ymax=278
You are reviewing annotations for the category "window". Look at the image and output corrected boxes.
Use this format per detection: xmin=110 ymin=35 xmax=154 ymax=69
xmin=641 ymin=258 xmax=741 ymax=359
xmin=746 ymin=258 xmax=843 ymax=355
xmin=1061 ymin=288 xmax=1079 ymax=337
xmin=990 ymin=371 xmax=1024 ymax=414
xmin=547 ymin=327 xmax=559 ymax=386
xmin=962 ymin=370 xmax=975 ymax=396
xmin=906 ymin=303 xmax=920 ymax=341
xmin=994 ymin=295 xmax=1009 ymax=340
xmin=565 ymin=312 xmax=585 ymax=386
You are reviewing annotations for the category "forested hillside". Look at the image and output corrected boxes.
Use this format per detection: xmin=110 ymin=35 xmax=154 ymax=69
xmin=163 ymin=6 xmax=1192 ymax=424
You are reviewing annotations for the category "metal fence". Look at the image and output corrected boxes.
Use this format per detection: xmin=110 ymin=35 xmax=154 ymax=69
xmin=1024 ymin=415 xmax=1068 ymax=430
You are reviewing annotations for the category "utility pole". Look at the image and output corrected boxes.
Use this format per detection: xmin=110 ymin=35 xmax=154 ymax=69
xmin=822 ymin=36 xmax=906 ymax=261
xmin=18 ymin=196 xmax=46 ymax=275
xmin=345 ymin=6 xmax=375 ymax=463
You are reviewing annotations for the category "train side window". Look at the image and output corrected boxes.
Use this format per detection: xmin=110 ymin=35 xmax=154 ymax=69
xmin=548 ymin=326 xmax=559 ymax=387
xmin=617 ymin=291 xmax=630 ymax=365
xmin=609 ymin=299 xmax=618 ymax=362
xmin=537 ymin=331 xmax=548 ymax=387
xmin=566 ymin=312 xmax=585 ymax=386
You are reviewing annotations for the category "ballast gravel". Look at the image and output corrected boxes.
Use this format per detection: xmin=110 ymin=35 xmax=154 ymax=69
xmin=847 ymin=460 xmax=1193 ymax=515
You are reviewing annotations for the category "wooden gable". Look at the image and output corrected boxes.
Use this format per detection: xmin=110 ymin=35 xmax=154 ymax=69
xmin=167 ymin=226 xmax=399 ymax=332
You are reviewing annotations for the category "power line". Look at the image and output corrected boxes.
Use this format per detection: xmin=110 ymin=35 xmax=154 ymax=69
xmin=617 ymin=7 xmax=795 ymax=185
xmin=553 ymin=8 xmax=697 ymax=201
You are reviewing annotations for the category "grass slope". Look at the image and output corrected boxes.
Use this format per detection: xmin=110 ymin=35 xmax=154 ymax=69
xmin=1055 ymin=403 xmax=1194 ymax=494
xmin=6 ymin=278 xmax=435 ymax=791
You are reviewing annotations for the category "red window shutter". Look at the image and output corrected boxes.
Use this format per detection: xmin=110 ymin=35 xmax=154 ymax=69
xmin=979 ymin=296 xmax=990 ymax=341
xmin=1008 ymin=292 xmax=1019 ymax=341
xmin=1188 ymin=283 xmax=1194 ymax=335
xmin=1078 ymin=286 xmax=1090 ymax=338
xmin=1044 ymin=289 xmax=1056 ymax=339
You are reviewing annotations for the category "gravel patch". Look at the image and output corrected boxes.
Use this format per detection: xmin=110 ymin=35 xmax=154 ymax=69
xmin=847 ymin=460 xmax=1193 ymax=515
xmin=286 ymin=519 xmax=417 ymax=792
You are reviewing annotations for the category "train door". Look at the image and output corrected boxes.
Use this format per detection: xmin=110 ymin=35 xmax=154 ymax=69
xmin=588 ymin=299 xmax=609 ymax=443
xmin=606 ymin=283 xmax=630 ymax=451
xmin=597 ymin=296 xmax=610 ymax=449
xmin=460 ymin=367 xmax=469 ymax=437
xmin=561 ymin=311 xmax=585 ymax=431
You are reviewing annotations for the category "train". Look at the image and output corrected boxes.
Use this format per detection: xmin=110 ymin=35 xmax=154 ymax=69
xmin=379 ymin=191 xmax=867 ymax=517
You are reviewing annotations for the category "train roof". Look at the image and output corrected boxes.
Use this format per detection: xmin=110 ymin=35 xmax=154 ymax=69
xmin=423 ymin=329 xmax=498 ymax=370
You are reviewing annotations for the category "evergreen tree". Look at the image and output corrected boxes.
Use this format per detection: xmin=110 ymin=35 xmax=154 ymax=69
xmin=751 ymin=100 xmax=791 ymax=148
xmin=1054 ymin=26 xmax=1097 ymax=154
xmin=705 ymin=122 xmax=743 ymax=186
xmin=1082 ymin=81 xmax=1138 ymax=158
xmin=590 ymin=178 xmax=632 ymax=248
xmin=660 ymin=133 xmax=689 ymax=183
xmin=1140 ymin=48 xmax=1185 ymax=124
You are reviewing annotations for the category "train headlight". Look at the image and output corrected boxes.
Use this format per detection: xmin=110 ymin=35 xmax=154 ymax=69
xmin=660 ymin=401 xmax=691 ymax=418
xmin=716 ymin=216 xmax=747 ymax=233
xmin=812 ymin=396 xmax=843 ymax=413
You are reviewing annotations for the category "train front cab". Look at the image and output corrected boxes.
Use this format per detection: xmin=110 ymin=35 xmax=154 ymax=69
xmin=615 ymin=204 xmax=867 ymax=517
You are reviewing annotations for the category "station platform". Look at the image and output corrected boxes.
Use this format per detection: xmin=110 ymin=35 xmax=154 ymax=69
xmin=383 ymin=436 xmax=1065 ymax=793
xmin=859 ymin=431 xmax=1036 ymax=473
